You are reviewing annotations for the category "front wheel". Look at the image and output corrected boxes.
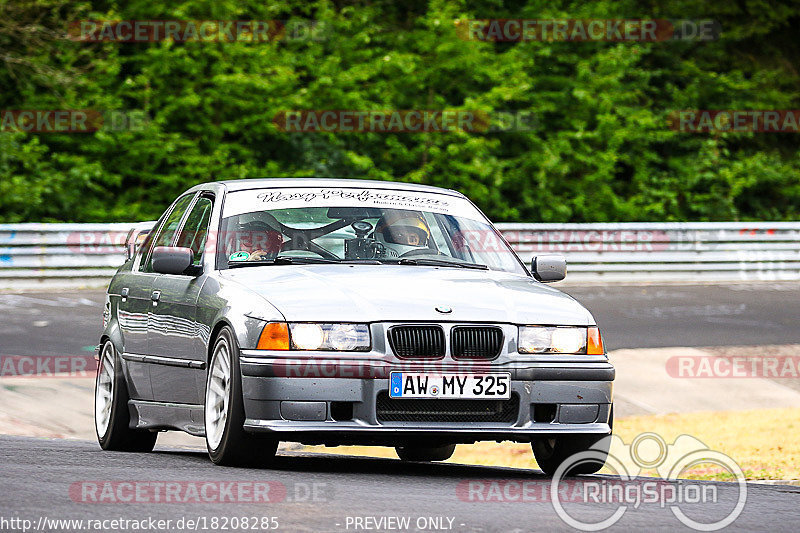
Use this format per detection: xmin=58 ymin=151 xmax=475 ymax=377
xmin=94 ymin=340 xmax=157 ymax=452
xmin=532 ymin=434 xmax=610 ymax=476
xmin=396 ymin=444 xmax=456 ymax=462
xmin=532 ymin=406 xmax=614 ymax=476
xmin=205 ymin=326 xmax=278 ymax=466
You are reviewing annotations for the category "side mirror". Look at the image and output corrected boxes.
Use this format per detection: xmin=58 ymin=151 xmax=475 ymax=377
xmin=152 ymin=246 xmax=195 ymax=275
xmin=532 ymin=255 xmax=566 ymax=282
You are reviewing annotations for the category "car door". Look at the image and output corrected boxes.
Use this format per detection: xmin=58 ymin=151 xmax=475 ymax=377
xmin=116 ymin=195 xmax=195 ymax=400
xmin=124 ymin=193 xmax=195 ymax=400
xmin=114 ymin=267 xmax=156 ymax=400
xmin=149 ymin=193 xmax=214 ymax=404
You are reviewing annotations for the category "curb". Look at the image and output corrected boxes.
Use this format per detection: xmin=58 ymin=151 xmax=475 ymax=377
xmin=747 ymin=479 xmax=800 ymax=487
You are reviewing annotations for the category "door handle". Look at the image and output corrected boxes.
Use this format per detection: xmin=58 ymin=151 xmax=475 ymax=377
xmin=151 ymin=290 xmax=161 ymax=303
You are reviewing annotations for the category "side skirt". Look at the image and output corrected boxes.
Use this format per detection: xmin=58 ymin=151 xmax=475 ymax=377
xmin=129 ymin=399 xmax=205 ymax=437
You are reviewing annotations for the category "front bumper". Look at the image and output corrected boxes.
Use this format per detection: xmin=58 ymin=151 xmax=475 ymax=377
xmin=239 ymin=352 xmax=614 ymax=445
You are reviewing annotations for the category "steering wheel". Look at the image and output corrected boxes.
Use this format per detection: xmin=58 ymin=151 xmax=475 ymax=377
xmin=278 ymin=250 xmax=329 ymax=258
xmin=281 ymin=236 xmax=339 ymax=260
xmin=398 ymin=248 xmax=444 ymax=258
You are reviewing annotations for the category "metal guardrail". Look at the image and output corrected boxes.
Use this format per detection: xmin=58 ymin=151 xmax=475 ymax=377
xmin=0 ymin=223 xmax=136 ymax=289
xmin=1 ymin=222 xmax=799 ymax=289
xmin=495 ymin=222 xmax=800 ymax=282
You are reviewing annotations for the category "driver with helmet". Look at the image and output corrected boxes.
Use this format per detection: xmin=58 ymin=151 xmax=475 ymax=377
xmin=230 ymin=218 xmax=284 ymax=261
xmin=373 ymin=210 xmax=433 ymax=257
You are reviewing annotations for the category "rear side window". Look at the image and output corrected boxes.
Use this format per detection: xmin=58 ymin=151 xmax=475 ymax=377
xmin=140 ymin=194 xmax=195 ymax=272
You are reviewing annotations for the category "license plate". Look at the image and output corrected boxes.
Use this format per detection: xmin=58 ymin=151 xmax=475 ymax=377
xmin=389 ymin=372 xmax=511 ymax=399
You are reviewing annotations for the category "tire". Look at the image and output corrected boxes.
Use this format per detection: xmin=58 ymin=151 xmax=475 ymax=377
xmin=395 ymin=444 xmax=456 ymax=462
xmin=205 ymin=326 xmax=278 ymax=467
xmin=95 ymin=340 xmax=157 ymax=452
xmin=532 ymin=405 xmax=614 ymax=476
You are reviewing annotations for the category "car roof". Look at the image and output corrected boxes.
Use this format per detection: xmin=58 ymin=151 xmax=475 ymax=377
xmin=187 ymin=178 xmax=466 ymax=197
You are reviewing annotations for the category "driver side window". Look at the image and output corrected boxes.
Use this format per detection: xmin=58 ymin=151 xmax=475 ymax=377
xmin=140 ymin=193 xmax=195 ymax=273
xmin=176 ymin=195 xmax=214 ymax=266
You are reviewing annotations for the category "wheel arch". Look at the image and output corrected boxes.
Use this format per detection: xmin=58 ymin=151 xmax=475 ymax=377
xmin=100 ymin=316 xmax=124 ymax=353
xmin=99 ymin=325 xmax=124 ymax=360
xmin=207 ymin=319 xmax=236 ymax=366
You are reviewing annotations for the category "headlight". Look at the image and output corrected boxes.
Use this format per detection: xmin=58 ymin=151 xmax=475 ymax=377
xmin=517 ymin=326 xmax=552 ymax=353
xmin=289 ymin=323 xmax=370 ymax=351
xmin=518 ymin=326 xmax=598 ymax=354
xmin=291 ymin=324 xmax=325 ymax=350
xmin=326 ymin=324 xmax=366 ymax=351
xmin=551 ymin=327 xmax=585 ymax=353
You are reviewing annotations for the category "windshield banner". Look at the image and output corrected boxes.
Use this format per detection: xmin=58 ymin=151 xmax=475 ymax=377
xmin=223 ymin=187 xmax=483 ymax=219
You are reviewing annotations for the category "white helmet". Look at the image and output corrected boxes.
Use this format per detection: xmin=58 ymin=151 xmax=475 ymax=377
xmin=373 ymin=210 xmax=432 ymax=258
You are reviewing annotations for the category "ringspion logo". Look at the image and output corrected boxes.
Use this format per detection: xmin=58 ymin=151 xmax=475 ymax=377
xmin=457 ymin=479 xmax=713 ymax=504
xmin=550 ymin=433 xmax=746 ymax=531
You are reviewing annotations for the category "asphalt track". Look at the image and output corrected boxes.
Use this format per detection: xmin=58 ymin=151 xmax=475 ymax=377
xmin=565 ymin=282 xmax=800 ymax=350
xmin=1 ymin=435 xmax=798 ymax=532
xmin=1 ymin=283 xmax=800 ymax=531
xmin=1 ymin=283 xmax=800 ymax=359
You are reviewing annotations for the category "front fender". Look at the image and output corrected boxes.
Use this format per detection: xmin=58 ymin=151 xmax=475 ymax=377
xmin=100 ymin=292 xmax=124 ymax=356
xmin=198 ymin=274 xmax=286 ymax=355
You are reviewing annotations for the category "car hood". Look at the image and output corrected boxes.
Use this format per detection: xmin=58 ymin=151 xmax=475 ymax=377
xmin=219 ymin=265 xmax=594 ymax=325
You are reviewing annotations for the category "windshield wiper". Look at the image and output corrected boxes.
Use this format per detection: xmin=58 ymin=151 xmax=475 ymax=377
xmin=228 ymin=256 xmax=339 ymax=268
xmin=228 ymin=256 xmax=488 ymax=270
xmin=395 ymin=258 xmax=489 ymax=270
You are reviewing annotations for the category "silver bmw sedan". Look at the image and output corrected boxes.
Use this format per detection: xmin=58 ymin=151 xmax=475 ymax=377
xmin=95 ymin=178 xmax=614 ymax=474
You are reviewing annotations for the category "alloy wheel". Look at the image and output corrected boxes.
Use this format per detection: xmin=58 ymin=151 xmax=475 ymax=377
xmin=205 ymin=338 xmax=231 ymax=450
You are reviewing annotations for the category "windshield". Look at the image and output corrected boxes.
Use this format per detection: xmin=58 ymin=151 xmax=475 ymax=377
xmin=216 ymin=187 xmax=527 ymax=275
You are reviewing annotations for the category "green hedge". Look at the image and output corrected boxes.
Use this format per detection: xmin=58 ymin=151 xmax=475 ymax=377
xmin=2 ymin=0 xmax=799 ymax=223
